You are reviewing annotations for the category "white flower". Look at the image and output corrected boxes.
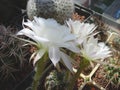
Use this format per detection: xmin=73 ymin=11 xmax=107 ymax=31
xmin=67 ymin=19 xmax=97 ymax=44
xmin=80 ymin=36 xmax=111 ymax=61
xmin=17 ymin=17 xmax=80 ymax=72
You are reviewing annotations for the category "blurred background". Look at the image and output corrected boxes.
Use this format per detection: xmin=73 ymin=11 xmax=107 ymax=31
xmin=0 ymin=0 xmax=119 ymax=25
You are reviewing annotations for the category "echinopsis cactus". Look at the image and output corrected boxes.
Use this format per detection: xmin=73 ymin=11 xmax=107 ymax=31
xmin=27 ymin=0 xmax=74 ymax=24
xmin=113 ymin=37 xmax=120 ymax=51
xmin=104 ymin=58 xmax=120 ymax=87
xmin=44 ymin=70 xmax=67 ymax=90
xmin=0 ymin=25 xmax=30 ymax=79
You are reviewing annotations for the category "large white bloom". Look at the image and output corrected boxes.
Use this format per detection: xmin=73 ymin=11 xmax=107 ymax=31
xmin=17 ymin=17 xmax=80 ymax=72
xmin=67 ymin=19 xmax=97 ymax=44
xmin=80 ymin=36 xmax=111 ymax=61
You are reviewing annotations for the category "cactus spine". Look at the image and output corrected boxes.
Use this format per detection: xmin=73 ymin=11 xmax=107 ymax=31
xmin=27 ymin=0 xmax=74 ymax=24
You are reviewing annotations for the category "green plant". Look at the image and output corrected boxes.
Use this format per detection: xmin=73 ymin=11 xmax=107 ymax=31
xmin=104 ymin=58 xmax=120 ymax=87
xmin=44 ymin=70 xmax=67 ymax=90
xmin=0 ymin=25 xmax=30 ymax=80
xmin=113 ymin=37 xmax=120 ymax=51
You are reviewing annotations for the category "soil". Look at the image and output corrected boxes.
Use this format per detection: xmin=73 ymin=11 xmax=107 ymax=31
xmin=92 ymin=65 xmax=120 ymax=90
xmin=83 ymin=83 xmax=101 ymax=90
xmin=92 ymin=66 xmax=109 ymax=89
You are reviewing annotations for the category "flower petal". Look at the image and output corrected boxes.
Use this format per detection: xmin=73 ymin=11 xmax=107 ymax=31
xmin=62 ymin=42 xmax=80 ymax=53
xmin=30 ymin=51 xmax=37 ymax=61
xmin=49 ymin=47 xmax=60 ymax=66
xmin=17 ymin=28 xmax=34 ymax=36
xmin=33 ymin=49 xmax=46 ymax=65
xmin=60 ymin=51 xmax=74 ymax=73
xmin=80 ymin=36 xmax=111 ymax=61
xmin=33 ymin=35 xmax=49 ymax=42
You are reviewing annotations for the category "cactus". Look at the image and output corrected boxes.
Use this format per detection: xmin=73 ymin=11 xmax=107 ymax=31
xmin=27 ymin=0 xmax=74 ymax=24
xmin=104 ymin=58 xmax=120 ymax=87
xmin=113 ymin=37 xmax=120 ymax=51
xmin=0 ymin=25 xmax=30 ymax=79
xmin=44 ymin=70 xmax=67 ymax=90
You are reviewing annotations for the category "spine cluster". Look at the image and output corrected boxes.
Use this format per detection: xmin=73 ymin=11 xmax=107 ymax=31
xmin=27 ymin=0 xmax=74 ymax=24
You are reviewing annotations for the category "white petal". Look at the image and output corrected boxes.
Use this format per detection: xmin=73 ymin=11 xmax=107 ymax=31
xmin=33 ymin=49 xmax=46 ymax=65
xmin=49 ymin=47 xmax=60 ymax=66
xmin=23 ymin=20 xmax=33 ymax=28
xmin=23 ymin=20 xmax=40 ymax=33
xmin=63 ymin=34 xmax=75 ymax=42
xmin=81 ymin=36 xmax=111 ymax=61
xmin=33 ymin=35 xmax=49 ymax=42
xmin=62 ymin=42 xmax=80 ymax=53
xmin=17 ymin=28 xmax=38 ymax=41
xmin=60 ymin=51 xmax=74 ymax=73
xmin=17 ymin=28 xmax=34 ymax=36
xmin=30 ymin=51 xmax=37 ymax=61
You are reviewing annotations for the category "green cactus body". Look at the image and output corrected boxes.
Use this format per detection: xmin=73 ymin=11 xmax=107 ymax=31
xmin=104 ymin=58 xmax=120 ymax=87
xmin=44 ymin=70 xmax=67 ymax=90
xmin=113 ymin=37 xmax=120 ymax=51
xmin=27 ymin=0 xmax=74 ymax=24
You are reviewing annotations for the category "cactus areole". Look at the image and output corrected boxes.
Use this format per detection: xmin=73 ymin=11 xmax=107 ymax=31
xmin=27 ymin=0 xmax=74 ymax=24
